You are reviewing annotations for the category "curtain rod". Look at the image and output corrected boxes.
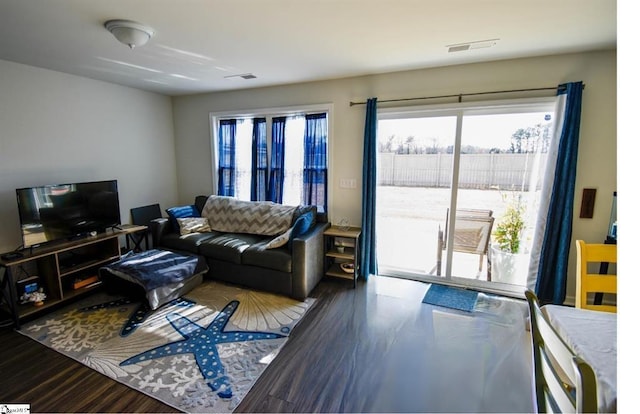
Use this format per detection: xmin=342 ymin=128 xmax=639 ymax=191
xmin=349 ymin=84 xmax=584 ymax=107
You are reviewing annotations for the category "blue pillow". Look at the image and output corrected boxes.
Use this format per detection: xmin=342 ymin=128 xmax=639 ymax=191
xmin=166 ymin=205 xmax=200 ymax=232
xmin=288 ymin=211 xmax=314 ymax=250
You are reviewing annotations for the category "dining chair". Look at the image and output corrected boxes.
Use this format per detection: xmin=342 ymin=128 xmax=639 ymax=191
xmin=575 ymin=240 xmax=617 ymax=313
xmin=525 ymin=290 xmax=598 ymax=413
xmin=435 ymin=209 xmax=494 ymax=277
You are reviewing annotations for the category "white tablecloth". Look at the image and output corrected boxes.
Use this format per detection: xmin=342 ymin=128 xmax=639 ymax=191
xmin=542 ymin=305 xmax=617 ymax=413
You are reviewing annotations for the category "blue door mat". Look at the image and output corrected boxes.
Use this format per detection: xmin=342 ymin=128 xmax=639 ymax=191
xmin=422 ymin=284 xmax=479 ymax=312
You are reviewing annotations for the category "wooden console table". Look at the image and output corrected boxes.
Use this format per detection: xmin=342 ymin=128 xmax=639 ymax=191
xmin=0 ymin=225 xmax=146 ymax=328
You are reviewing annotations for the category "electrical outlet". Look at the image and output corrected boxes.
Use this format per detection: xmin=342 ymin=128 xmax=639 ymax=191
xmin=339 ymin=178 xmax=357 ymax=189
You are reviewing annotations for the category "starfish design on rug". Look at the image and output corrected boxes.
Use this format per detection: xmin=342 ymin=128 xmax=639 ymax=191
xmin=80 ymin=297 xmax=196 ymax=337
xmin=119 ymin=300 xmax=285 ymax=398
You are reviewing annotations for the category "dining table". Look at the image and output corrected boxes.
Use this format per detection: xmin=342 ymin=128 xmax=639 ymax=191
xmin=541 ymin=304 xmax=617 ymax=413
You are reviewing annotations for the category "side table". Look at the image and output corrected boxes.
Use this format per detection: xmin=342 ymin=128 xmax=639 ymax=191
xmin=323 ymin=225 xmax=361 ymax=288
xmin=120 ymin=224 xmax=150 ymax=252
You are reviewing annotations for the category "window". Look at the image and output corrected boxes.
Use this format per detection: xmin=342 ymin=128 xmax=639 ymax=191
xmin=235 ymin=119 xmax=254 ymax=201
xmin=211 ymin=105 xmax=330 ymax=213
xmin=282 ymin=116 xmax=305 ymax=206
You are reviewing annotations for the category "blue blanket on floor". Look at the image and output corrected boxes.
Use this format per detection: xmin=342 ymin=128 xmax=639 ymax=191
xmin=103 ymin=249 xmax=199 ymax=290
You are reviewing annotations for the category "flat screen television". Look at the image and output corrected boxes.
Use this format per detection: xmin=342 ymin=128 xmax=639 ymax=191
xmin=16 ymin=180 xmax=121 ymax=249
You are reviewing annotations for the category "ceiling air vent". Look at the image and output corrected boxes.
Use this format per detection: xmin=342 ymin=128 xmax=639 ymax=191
xmin=447 ymin=38 xmax=499 ymax=53
xmin=448 ymin=44 xmax=471 ymax=53
xmin=224 ymin=73 xmax=257 ymax=80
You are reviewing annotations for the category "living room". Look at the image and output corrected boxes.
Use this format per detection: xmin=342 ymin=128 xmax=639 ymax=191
xmin=0 ymin=1 xmax=624 ymax=412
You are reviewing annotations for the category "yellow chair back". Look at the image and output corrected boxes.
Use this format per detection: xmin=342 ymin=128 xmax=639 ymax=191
xmin=575 ymin=240 xmax=617 ymax=313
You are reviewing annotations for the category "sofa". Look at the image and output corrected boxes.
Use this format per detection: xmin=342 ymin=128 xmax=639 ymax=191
xmin=150 ymin=195 xmax=329 ymax=301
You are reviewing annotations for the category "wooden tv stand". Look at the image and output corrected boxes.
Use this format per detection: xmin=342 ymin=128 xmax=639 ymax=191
xmin=0 ymin=225 xmax=146 ymax=328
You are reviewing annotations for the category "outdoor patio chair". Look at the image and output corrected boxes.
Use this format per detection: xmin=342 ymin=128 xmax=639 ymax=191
xmin=435 ymin=209 xmax=494 ymax=278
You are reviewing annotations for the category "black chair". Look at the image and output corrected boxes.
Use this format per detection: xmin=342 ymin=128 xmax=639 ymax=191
xmin=129 ymin=204 xmax=162 ymax=251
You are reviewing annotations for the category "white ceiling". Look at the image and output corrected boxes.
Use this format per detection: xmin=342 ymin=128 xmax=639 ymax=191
xmin=0 ymin=0 xmax=617 ymax=97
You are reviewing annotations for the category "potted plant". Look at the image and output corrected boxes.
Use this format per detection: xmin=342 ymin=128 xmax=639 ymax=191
xmin=490 ymin=192 xmax=529 ymax=285
xmin=493 ymin=197 xmax=525 ymax=254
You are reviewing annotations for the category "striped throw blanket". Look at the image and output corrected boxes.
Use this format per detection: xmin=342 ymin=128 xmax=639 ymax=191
xmin=201 ymin=195 xmax=297 ymax=236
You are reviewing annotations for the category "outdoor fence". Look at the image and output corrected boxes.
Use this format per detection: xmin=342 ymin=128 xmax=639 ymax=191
xmin=378 ymin=153 xmax=548 ymax=191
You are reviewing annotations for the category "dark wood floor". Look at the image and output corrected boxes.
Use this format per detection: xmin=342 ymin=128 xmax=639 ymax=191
xmin=0 ymin=276 xmax=533 ymax=413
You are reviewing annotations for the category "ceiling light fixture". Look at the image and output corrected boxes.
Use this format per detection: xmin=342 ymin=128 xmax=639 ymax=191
xmin=104 ymin=19 xmax=155 ymax=49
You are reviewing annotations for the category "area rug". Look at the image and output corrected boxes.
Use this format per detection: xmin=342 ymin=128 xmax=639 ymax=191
xmin=19 ymin=280 xmax=315 ymax=413
xmin=422 ymin=283 xmax=478 ymax=312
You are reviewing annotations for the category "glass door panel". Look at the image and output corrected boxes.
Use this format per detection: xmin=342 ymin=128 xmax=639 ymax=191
xmin=454 ymin=112 xmax=552 ymax=285
xmin=376 ymin=116 xmax=456 ymax=277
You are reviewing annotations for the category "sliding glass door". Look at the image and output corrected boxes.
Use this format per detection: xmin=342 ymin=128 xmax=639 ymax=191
xmin=376 ymin=99 xmax=555 ymax=291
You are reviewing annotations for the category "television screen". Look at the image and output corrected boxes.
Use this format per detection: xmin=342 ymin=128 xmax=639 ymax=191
xmin=16 ymin=180 xmax=121 ymax=248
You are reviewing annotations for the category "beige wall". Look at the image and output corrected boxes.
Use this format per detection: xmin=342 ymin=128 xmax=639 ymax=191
xmin=0 ymin=59 xmax=179 ymax=252
xmin=0 ymin=51 xmax=616 ymax=304
xmin=172 ymin=50 xmax=616 ymax=304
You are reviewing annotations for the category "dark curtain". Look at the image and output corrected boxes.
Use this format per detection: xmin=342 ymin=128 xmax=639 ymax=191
xmin=535 ymin=81 xmax=584 ymax=304
xmin=217 ymin=119 xmax=236 ymax=197
xmin=251 ymin=117 xmax=268 ymax=201
xmin=359 ymin=98 xmax=378 ymax=280
xmin=303 ymin=113 xmax=328 ymax=213
xmin=268 ymin=116 xmax=287 ymax=203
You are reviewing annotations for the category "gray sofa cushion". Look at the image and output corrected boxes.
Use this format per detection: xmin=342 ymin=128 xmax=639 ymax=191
xmin=199 ymin=233 xmax=265 ymax=264
xmin=160 ymin=232 xmax=220 ymax=254
xmin=242 ymin=239 xmax=293 ymax=273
